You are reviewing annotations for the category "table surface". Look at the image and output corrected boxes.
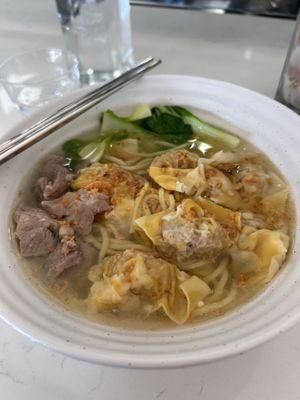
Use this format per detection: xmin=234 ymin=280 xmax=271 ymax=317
xmin=0 ymin=2 xmax=299 ymax=399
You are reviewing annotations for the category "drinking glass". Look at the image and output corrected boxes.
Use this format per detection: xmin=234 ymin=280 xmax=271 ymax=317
xmin=0 ymin=48 xmax=80 ymax=113
xmin=56 ymin=0 xmax=134 ymax=85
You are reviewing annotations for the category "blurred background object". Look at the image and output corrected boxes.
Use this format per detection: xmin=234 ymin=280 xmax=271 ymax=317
xmin=56 ymin=0 xmax=134 ymax=85
xmin=131 ymin=0 xmax=300 ymax=18
xmin=0 ymin=48 xmax=80 ymax=113
xmin=276 ymin=11 xmax=300 ymax=111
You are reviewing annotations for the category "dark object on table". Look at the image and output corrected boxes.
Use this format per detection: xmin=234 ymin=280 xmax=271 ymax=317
xmin=131 ymin=0 xmax=300 ymax=19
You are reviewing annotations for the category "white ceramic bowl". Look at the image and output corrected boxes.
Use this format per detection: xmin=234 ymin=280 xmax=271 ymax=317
xmin=0 ymin=75 xmax=299 ymax=369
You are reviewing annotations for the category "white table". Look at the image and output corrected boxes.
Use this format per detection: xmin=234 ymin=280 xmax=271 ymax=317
xmin=0 ymin=2 xmax=299 ymax=399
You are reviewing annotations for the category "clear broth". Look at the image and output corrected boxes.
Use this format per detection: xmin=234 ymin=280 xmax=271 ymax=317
xmin=11 ymin=117 xmax=296 ymax=331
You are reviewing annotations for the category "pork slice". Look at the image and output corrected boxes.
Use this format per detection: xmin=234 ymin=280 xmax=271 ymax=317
xmin=36 ymin=154 xmax=73 ymax=200
xmin=45 ymin=235 xmax=98 ymax=278
xmin=42 ymin=189 xmax=110 ymax=235
xmin=58 ymin=222 xmax=77 ymax=254
xmin=14 ymin=203 xmax=98 ymax=276
xmin=14 ymin=205 xmax=58 ymax=257
xmin=14 ymin=205 xmax=58 ymax=233
xmin=45 ymin=243 xmax=82 ymax=278
xmin=19 ymin=227 xmax=57 ymax=258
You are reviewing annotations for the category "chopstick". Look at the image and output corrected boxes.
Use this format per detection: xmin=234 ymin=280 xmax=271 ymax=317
xmin=0 ymin=57 xmax=159 ymax=154
xmin=0 ymin=56 xmax=156 ymax=150
xmin=0 ymin=57 xmax=161 ymax=165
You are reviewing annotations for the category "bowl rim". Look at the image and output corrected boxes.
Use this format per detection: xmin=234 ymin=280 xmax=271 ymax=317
xmin=1 ymin=74 xmax=300 ymax=369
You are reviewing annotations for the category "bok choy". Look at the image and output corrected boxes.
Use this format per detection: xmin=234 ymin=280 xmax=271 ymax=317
xmin=62 ymin=104 xmax=240 ymax=167
xmin=148 ymin=106 xmax=240 ymax=149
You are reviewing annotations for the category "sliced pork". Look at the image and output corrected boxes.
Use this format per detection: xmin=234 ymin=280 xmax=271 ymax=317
xmin=14 ymin=205 xmax=58 ymax=257
xmin=36 ymin=154 xmax=73 ymax=200
xmin=45 ymin=238 xmax=98 ymax=278
xmin=41 ymin=189 xmax=110 ymax=235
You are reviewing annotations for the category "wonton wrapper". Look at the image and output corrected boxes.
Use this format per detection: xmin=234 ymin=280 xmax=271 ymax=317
xmin=87 ymin=250 xmax=211 ymax=324
xmin=135 ymin=198 xmax=241 ymax=246
xmin=260 ymin=188 xmax=289 ymax=215
xmin=197 ymin=197 xmax=241 ymax=234
xmin=204 ymin=165 xmax=242 ymax=210
xmin=149 ymin=165 xmax=206 ymax=195
xmin=135 ymin=199 xmax=205 ymax=246
xmin=149 ymin=153 xmax=242 ymax=209
xmin=135 ymin=210 xmax=168 ymax=245
xmin=237 ymin=226 xmax=289 ymax=282
xmin=72 ymin=162 xmax=145 ymax=200
xmin=229 ymin=246 xmax=261 ymax=276
xmin=105 ymin=198 xmax=135 ymax=239
xmin=200 ymin=150 xmax=258 ymax=168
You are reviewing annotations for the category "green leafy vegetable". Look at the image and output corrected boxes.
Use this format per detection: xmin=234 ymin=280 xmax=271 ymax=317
xmin=62 ymin=138 xmax=103 ymax=169
xmin=127 ymin=104 xmax=152 ymax=121
xmin=62 ymin=131 xmax=128 ymax=168
xmin=78 ymin=141 xmax=106 ymax=163
xmin=62 ymin=103 xmax=241 ymax=167
xmin=141 ymin=107 xmax=193 ymax=144
xmin=62 ymin=139 xmax=90 ymax=161
xmin=101 ymin=110 xmax=150 ymax=136
xmin=158 ymin=106 xmax=240 ymax=149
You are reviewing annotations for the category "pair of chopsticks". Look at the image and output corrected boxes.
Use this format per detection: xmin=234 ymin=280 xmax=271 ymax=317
xmin=0 ymin=57 xmax=161 ymax=165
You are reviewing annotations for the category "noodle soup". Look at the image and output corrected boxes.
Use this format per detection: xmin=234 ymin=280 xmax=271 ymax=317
xmin=12 ymin=105 xmax=294 ymax=329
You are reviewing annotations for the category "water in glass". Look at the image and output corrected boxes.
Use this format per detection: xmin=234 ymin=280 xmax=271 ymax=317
xmin=56 ymin=0 xmax=134 ymax=85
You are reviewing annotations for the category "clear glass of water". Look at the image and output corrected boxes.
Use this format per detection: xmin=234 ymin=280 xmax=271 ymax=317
xmin=0 ymin=48 xmax=80 ymax=113
xmin=56 ymin=0 xmax=134 ymax=85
